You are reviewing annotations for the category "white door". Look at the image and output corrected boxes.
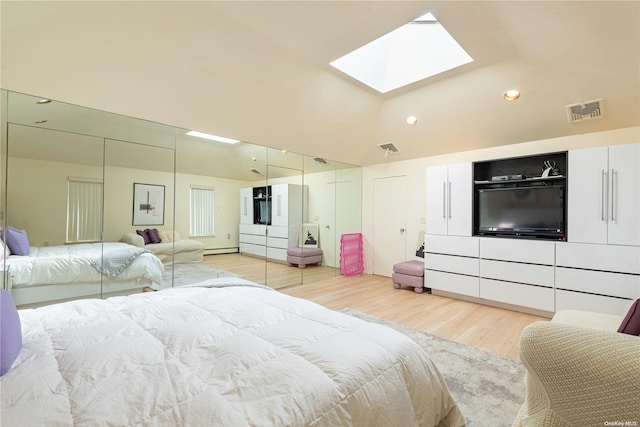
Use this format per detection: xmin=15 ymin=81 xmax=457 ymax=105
xmin=426 ymin=165 xmax=448 ymax=235
xmin=568 ymin=146 xmax=609 ymax=244
xmin=447 ymin=162 xmax=473 ymax=236
xmin=608 ymin=142 xmax=640 ymax=246
xmin=321 ymin=182 xmax=337 ymax=268
xmin=373 ymin=176 xmax=407 ymax=277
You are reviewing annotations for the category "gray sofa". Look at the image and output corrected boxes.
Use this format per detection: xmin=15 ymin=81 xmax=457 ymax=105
xmin=121 ymin=230 xmax=204 ymax=265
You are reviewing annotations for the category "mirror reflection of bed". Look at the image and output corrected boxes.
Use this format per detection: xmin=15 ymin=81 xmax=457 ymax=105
xmin=2 ymin=90 xmax=362 ymax=307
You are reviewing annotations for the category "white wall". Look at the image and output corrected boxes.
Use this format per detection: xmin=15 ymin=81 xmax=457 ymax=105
xmin=361 ymin=126 xmax=640 ymax=274
xmin=6 ymin=157 xmax=247 ymax=251
xmin=7 ymin=157 xmax=103 ymax=246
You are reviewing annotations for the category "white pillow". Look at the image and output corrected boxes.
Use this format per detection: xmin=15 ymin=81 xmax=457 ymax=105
xmin=158 ymin=230 xmax=172 ymax=242
xmin=0 ymin=239 xmax=11 ymax=260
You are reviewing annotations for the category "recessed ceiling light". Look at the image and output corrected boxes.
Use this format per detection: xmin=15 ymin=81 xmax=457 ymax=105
xmin=503 ymin=89 xmax=521 ymax=101
xmin=250 ymin=156 xmax=257 ymax=161
xmin=186 ymin=130 xmax=239 ymax=144
xmin=35 ymin=120 xmax=48 ymax=124
xmin=36 ymin=99 xmax=51 ymax=104
xmin=406 ymin=115 xmax=418 ymax=125
xmin=280 ymin=149 xmax=287 ymax=154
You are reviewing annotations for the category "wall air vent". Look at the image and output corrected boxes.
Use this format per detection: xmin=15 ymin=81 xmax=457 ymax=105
xmin=378 ymin=142 xmax=399 ymax=157
xmin=566 ymin=99 xmax=603 ymax=123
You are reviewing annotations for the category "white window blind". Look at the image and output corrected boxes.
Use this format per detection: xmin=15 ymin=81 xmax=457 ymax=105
xmin=66 ymin=177 xmax=103 ymax=243
xmin=190 ymin=185 xmax=215 ymax=237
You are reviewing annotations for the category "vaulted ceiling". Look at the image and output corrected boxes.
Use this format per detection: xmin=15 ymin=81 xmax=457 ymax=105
xmin=2 ymin=1 xmax=639 ymax=166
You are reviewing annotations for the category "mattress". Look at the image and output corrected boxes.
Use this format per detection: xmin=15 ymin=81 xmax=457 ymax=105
xmin=1 ymin=278 xmax=463 ymax=426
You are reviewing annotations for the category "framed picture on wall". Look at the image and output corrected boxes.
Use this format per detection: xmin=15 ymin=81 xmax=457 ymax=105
xmin=299 ymin=223 xmax=319 ymax=248
xmin=132 ymin=183 xmax=165 ymax=226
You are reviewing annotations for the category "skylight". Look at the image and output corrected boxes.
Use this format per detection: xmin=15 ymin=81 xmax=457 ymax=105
xmin=330 ymin=12 xmax=473 ymax=94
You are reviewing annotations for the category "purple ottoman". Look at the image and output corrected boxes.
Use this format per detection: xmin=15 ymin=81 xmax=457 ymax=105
xmin=287 ymin=247 xmax=323 ymax=269
xmin=392 ymin=260 xmax=426 ymax=294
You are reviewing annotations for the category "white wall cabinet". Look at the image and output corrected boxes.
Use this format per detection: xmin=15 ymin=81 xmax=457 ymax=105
xmin=556 ymin=242 xmax=640 ymax=315
xmin=425 ymin=163 xmax=472 ymax=236
xmin=568 ymin=142 xmax=640 ymax=246
xmin=239 ymin=184 xmax=307 ymax=262
xmin=424 ymin=144 xmax=639 ymax=317
xmin=424 ymin=235 xmax=479 ymax=297
xmin=239 ymin=187 xmax=254 ymax=225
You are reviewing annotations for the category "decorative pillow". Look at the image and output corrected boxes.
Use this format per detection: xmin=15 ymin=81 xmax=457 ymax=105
xmin=158 ymin=230 xmax=171 ymax=242
xmin=4 ymin=227 xmax=30 ymax=256
xmin=146 ymin=228 xmax=161 ymax=244
xmin=172 ymin=231 xmax=182 ymax=241
xmin=0 ymin=289 xmax=22 ymax=376
xmin=617 ymin=298 xmax=640 ymax=336
xmin=136 ymin=229 xmax=151 ymax=245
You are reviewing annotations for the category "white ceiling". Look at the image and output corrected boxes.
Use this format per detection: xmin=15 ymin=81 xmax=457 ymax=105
xmin=2 ymin=1 xmax=639 ymax=166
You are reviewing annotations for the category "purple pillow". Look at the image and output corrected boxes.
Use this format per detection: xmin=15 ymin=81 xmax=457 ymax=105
xmin=0 ymin=289 xmax=22 ymax=376
xmin=146 ymin=229 xmax=161 ymax=244
xmin=4 ymin=227 xmax=30 ymax=256
xmin=136 ymin=229 xmax=151 ymax=245
xmin=617 ymin=299 xmax=640 ymax=336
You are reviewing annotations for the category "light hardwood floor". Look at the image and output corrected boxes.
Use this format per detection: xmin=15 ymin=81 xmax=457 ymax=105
xmin=204 ymin=253 xmax=549 ymax=361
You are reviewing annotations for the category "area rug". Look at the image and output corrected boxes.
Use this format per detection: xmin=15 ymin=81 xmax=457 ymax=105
xmin=160 ymin=262 xmax=240 ymax=288
xmin=340 ymin=309 xmax=525 ymax=427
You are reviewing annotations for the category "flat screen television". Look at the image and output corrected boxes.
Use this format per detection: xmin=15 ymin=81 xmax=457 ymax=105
xmin=476 ymin=185 xmax=565 ymax=240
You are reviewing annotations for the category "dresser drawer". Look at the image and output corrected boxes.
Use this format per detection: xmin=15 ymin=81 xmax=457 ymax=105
xmin=480 ymin=259 xmax=554 ymax=288
xmin=480 ymin=238 xmax=555 ymax=265
xmin=426 ymin=253 xmax=478 ymax=277
xmin=555 ymin=289 xmax=633 ymax=316
xmin=425 ymin=270 xmax=479 ymax=297
xmin=425 ymin=235 xmax=479 ymax=257
xmin=555 ymin=267 xmax=640 ymax=299
xmin=480 ymin=278 xmax=554 ymax=312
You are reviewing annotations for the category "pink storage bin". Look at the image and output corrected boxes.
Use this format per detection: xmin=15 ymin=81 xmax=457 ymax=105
xmin=340 ymin=233 xmax=364 ymax=276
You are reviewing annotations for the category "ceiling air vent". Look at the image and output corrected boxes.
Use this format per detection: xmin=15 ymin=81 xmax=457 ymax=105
xmin=250 ymin=168 xmax=262 ymax=175
xmin=566 ymin=99 xmax=603 ymax=123
xmin=378 ymin=142 xmax=399 ymax=157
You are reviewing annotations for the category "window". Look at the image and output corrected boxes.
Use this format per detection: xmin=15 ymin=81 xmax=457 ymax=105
xmin=329 ymin=12 xmax=473 ymax=93
xmin=66 ymin=177 xmax=103 ymax=243
xmin=190 ymin=185 xmax=215 ymax=237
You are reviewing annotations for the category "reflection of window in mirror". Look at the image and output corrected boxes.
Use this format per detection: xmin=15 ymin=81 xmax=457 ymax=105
xmin=66 ymin=177 xmax=103 ymax=243
xmin=190 ymin=185 xmax=215 ymax=237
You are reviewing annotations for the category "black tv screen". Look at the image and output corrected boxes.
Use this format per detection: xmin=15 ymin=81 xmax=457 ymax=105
xmin=477 ymin=186 xmax=565 ymax=239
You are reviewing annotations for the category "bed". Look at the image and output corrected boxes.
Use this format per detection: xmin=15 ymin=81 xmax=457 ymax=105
xmin=1 ymin=277 xmax=464 ymax=426
xmin=3 ymin=242 xmax=164 ymax=307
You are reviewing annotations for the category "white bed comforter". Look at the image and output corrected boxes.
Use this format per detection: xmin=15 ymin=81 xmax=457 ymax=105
xmin=5 ymin=242 xmax=163 ymax=288
xmin=1 ymin=278 xmax=463 ymax=427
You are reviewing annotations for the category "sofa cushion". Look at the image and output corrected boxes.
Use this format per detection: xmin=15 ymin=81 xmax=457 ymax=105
xmin=287 ymin=247 xmax=322 ymax=257
xmin=146 ymin=228 xmax=161 ymax=244
xmin=5 ymin=227 xmax=30 ymax=256
xmin=393 ymin=260 xmax=424 ymax=276
xmin=136 ymin=229 xmax=151 ymax=245
xmin=0 ymin=289 xmax=22 ymax=376
xmin=617 ymin=298 xmax=640 ymax=336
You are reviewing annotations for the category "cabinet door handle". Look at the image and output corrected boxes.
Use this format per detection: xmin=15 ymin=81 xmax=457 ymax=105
xmin=448 ymin=181 xmax=452 ymax=218
xmin=277 ymin=194 xmax=282 ymax=217
xmin=601 ymin=170 xmax=607 ymax=222
xmin=243 ymin=196 xmax=247 ymax=216
xmin=442 ymin=182 xmax=446 ymax=218
xmin=610 ymin=169 xmax=616 ymax=222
